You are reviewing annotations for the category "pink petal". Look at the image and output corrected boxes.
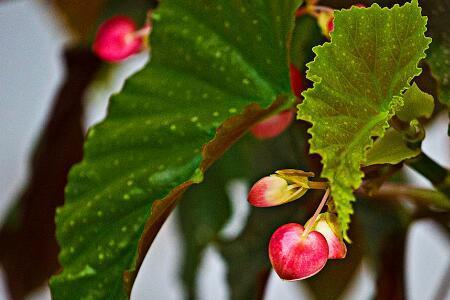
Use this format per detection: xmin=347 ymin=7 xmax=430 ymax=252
xmin=269 ymin=223 xmax=329 ymax=280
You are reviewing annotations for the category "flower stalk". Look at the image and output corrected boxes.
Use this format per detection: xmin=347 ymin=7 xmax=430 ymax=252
xmin=302 ymin=188 xmax=330 ymax=239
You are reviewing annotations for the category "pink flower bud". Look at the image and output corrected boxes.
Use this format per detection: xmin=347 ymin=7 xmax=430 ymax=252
xmin=269 ymin=223 xmax=329 ymax=280
xmin=248 ymin=170 xmax=318 ymax=207
xmin=250 ymin=110 xmax=294 ymax=139
xmin=93 ymin=16 xmax=145 ymax=62
xmin=248 ymin=175 xmax=302 ymax=207
xmin=305 ymin=212 xmax=347 ymax=259
xmin=353 ymin=3 xmax=366 ymax=8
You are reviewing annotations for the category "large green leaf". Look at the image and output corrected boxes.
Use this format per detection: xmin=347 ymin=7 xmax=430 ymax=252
xmin=50 ymin=1 xmax=301 ymax=299
xmin=173 ymin=11 xmax=324 ymax=286
xmin=297 ymin=0 xmax=430 ymax=238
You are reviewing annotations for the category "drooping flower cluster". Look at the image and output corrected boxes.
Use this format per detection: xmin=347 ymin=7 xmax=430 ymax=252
xmin=248 ymin=170 xmax=346 ymax=280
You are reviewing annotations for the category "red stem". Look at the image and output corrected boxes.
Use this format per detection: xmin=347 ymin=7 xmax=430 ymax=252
xmin=302 ymin=188 xmax=330 ymax=238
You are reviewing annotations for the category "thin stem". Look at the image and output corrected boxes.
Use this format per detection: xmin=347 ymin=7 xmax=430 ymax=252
xmin=406 ymin=152 xmax=450 ymax=198
xmin=135 ymin=25 xmax=152 ymax=37
xmin=308 ymin=181 xmax=329 ymax=190
xmin=124 ymin=24 xmax=152 ymax=45
xmin=302 ymin=188 xmax=330 ymax=238
xmin=390 ymin=116 xmax=425 ymax=149
xmin=357 ymin=183 xmax=450 ymax=210
xmin=375 ymin=230 xmax=407 ymax=300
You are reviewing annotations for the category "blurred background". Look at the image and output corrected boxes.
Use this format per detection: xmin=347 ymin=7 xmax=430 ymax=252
xmin=0 ymin=1 xmax=449 ymax=299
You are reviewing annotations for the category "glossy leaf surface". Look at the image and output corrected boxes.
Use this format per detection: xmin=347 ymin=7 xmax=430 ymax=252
xmin=51 ymin=1 xmax=300 ymax=298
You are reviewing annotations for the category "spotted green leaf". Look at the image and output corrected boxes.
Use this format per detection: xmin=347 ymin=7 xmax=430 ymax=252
xmin=297 ymin=0 xmax=430 ymax=238
xmin=50 ymin=0 xmax=301 ymax=299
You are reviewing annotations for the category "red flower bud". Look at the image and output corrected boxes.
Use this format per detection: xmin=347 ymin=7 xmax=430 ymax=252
xmin=269 ymin=223 xmax=329 ymax=280
xmin=93 ymin=16 xmax=145 ymax=62
xmin=250 ymin=110 xmax=294 ymax=139
xmin=248 ymin=170 xmax=321 ymax=207
xmin=289 ymin=64 xmax=305 ymax=98
xmin=248 ymin=175 xmax=303 ymax=207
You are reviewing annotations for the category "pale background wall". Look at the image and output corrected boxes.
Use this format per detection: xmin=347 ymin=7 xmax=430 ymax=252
xmin=0 ymin=1 xmax=449 ymax=299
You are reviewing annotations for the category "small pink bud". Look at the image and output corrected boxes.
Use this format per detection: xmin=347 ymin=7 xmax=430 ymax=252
xmin=248 ymin=170 xmax=319 ymax=207
xmin=289 ymin=64 xmax=305 ymax=98
xmin=248 ymin=175 xmax=300 ymax=207
xmin=93 ymin=16 xmax=144 ymax=62
xmin=305 ymin=212 xmax=346 ymax=259
xmin=353 ymin=3 xmax=366 ymax=8
xmin=250 ymin=110 xmax=294 ymax=139
xmin=269 ymin=223 xmax=329 ymax=280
